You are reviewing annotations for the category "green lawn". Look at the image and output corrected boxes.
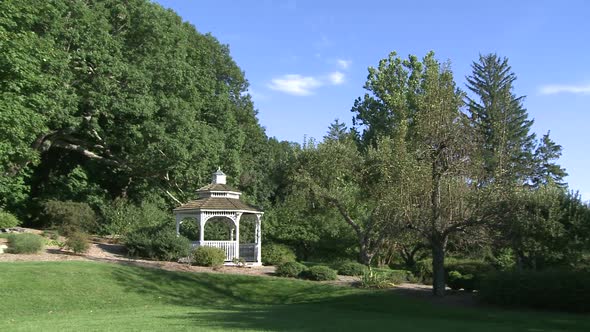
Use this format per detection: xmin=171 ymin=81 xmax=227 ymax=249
xmin=0 ymin=261 xmax=588 ymax=331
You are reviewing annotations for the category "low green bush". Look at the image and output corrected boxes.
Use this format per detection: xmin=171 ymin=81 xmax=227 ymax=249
xmin=191 ymin=246 xmax=226 ymax=267
xmin=276 ymin=261 xmax=308 ymax=278
xmin=479 ymin=269 xmax=590 ymax=312
xmin=43 ymin=200 xmax=98 ymax=236
xmin=0 ymin=210 xmax=21 ymax=229
xmin=7 ymin=233 xmax=44 ymax=254
xmin=337 ymin=262 xmax=368 ymax=276
xmin=125 ymin=225 xmax=190 ymax=261
xmin=303 ymin=265 xmax=338 ymax=281
xmin=446 ymin=270 xmax=476 ymax=291
xmin=261 ymin=243 xmax=296 ymax=265
xmin=64 ymin=232 xmax=90 ymax=254
xmin=386 ymin=269 xmax=414 ymax=284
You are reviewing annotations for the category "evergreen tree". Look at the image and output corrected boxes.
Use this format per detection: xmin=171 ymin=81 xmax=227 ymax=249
xmin=324 ymin=119 xmax=348 ymax=142
xmin=532 ymin=131 xmax=568 ymax=187
xmin=466 ymin=54 xmax=536 ymax=184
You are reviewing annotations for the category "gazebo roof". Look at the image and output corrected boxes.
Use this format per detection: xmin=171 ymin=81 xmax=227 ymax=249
xmin=173 ymin=196 xmax=260 ymax=212
xmin=173 ymin=169 xmax=262 ymax=214
xmin=196 ymin=183 xmax=239 ymax=192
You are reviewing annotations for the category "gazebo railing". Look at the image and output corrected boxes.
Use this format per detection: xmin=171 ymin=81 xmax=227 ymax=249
xmin=191 ymin=241 xmax=257 ymax=262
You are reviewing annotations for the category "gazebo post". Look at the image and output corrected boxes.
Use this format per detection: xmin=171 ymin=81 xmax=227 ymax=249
xmin=255 ymin=214 xmax=262 ymax=265
xmin=234 ymin=212 xmax=242 ymax=261
xmin=175 ymin=215 xmax=181 ymax=236
xmin=199 ymin=212 xmax=205 ymax=243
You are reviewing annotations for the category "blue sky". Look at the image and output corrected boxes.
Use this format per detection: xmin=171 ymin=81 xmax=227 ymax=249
xmin=155 ymin=0 xmax=589 ymax=200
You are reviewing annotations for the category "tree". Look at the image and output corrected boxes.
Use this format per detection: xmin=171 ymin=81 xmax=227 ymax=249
xmin=466 ymin=54 xmax=536 ymax=185
xmin=294 ymin=137 xmax=403 ymax=265
xmin=0 ymin=0 xmax=272 ymax=223
xmin=531 ymin=131 xmax=568 ymax=187
xmin=324 ymin=119 xmax=348 ymax=142
xmin=352 ymin=51 xmax=489 ymax=296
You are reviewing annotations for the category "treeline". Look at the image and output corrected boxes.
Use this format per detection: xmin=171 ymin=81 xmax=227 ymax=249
xmin=1 ymin=0 xmax=589 ymax=298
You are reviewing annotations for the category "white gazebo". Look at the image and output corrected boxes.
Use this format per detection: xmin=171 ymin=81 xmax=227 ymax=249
xmin=173 ymin=169 xmax=263 ymax=266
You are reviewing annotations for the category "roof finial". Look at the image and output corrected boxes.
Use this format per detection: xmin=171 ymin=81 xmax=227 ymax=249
xmin=212 ymin=168 xmax=226 ymax=184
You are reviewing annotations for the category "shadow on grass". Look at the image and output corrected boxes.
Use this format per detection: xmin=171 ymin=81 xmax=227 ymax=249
xmin=109 ymin=264 xmax=590 ymax=332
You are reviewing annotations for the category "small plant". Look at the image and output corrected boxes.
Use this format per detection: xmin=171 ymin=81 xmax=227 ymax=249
xmin=276 ymin=261 xmax=307 ymax=278
xmin=7 ymin=233 xmax=44 ymax=254
xmin=360 ymin=268 xmax=395 ymax=289
xmin=0 ymin=210 xmax=21 ymax=229
xmin=42 ymin=230 xmax=60 ymax=240
xmin=64 ymin=232 xmax=90 ymax=254
xmin=232 ymin=257 xmax=247 ymax=267
xmin=192 ymin=246 xmax=226 ymax=267
xmin=337 ymin=262 xmax=368 ymax=276
xmin=303 ymin=265 xmax=338 ymax=281
xmin=261 ymin=243 xmax=296 ymax=265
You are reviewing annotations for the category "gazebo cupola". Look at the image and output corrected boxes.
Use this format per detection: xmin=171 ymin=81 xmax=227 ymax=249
xmin=173 ymin=169 xmax=263 ymax=266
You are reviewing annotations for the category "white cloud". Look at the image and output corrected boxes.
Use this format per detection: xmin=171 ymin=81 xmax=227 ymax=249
xmin=268 ymin=74 xmax=322 ymax=96
xmin=336 ymin=59 xmax=352 ymax=69
xmin=328 ymin=71 xmax=345 ymax=85
xmin=539 ymin=84 xmax=590 ymax=95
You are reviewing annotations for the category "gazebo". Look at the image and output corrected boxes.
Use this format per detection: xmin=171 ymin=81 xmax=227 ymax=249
xmin=173 ymin=169 xmax=263 ymax=266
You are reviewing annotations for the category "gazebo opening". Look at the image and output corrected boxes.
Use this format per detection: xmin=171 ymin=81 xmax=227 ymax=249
xmin=173 ymin=169 xmax=263 ymax=266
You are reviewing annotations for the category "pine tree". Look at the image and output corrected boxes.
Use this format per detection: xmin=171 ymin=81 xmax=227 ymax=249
xmin=324 ymin=119 xmax=348 ymax=142
xmin=532 ymin=131 xmax=568 ymax=187
xmin=466 ymin=54 xmax=536 ymax=185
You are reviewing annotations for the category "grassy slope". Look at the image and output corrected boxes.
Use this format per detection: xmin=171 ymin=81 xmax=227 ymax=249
xmin=0 ymin=261 xmax=588 ymax=331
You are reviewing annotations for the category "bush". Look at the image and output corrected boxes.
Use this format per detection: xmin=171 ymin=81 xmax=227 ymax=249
xmin=191 ymin=246 xmax=226 ymax=267
xmin=479 ymin=269 xmax=590 ymax=312
xmin=125 ymin=225 xmax=190 ymax=261
xmin=64 ymin=232 xmax=90 ymax=254
xmin=386 ymin=269 xmax=414 ymax=284
xmin=0 ymin=210 xmax=21 ymax=229
xmin=262 ymin=243 xmax=296 ymax=265
xmin=360 ymin=268 xmax=395 ymax=289
xmin=43 ymin=200 xmax=98 ymax=236
xmin=445 ymin=259 xmax=494 ymax=291
xmin=7 ymin=233 xmax=44 ymax=254
xmin=303 ymin=265 xmax=338 ymax=281
xmin=446 ymin=270 xmax=476 ymax=291
xmin=276 ymin=261 xmax=307 ymax=278
xmin=414 ymin=259 xmax=433 ymax=284
xmin=337 ymin=262 xmax=368 ymax=276
xmin=100 ymin=198 xmax=171 ymax=237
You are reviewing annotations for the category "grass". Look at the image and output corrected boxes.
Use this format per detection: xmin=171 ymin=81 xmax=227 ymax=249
xmin=0 ymin=261 xmax=589 ymax=331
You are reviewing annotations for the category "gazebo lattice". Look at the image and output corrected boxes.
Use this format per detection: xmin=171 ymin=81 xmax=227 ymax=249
xmin=173 ymin=169 xmax=263 ymax=266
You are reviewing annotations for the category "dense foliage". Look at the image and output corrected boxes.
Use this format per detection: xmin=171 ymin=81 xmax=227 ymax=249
xmin=336 ymin=262 xmax=368 ymax=276
xmin=64 ymin=232 xmax=90 ymax=254
xmin=479 ymin=270 xmax=590 ymax=312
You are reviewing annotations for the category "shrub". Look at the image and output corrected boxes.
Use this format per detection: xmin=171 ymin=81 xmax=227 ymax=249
xmin=261 ymin=243 xmax=296 ymax=265
xmin=360 ymin=268 xmax=395 ymax=289
xmin=100 ymin=198 xmax=171 ymax=237
xmin=337 ymin=262 xmax=368 ymax=276
xmin=0 ymin=210 xmax=21 ymax=229
xmin=43 ymin=200 xmax=98 ymax=236
xmin=192 ymin=246 xmax=226 ymax=267
xmin=479 ymin=269 xmax=590 ymax=312
xmin=445 ymin=259 xmax=493 ymax=291
xmin=303 ymin=265 xmax=338 ymax=281
xmin=414 ymin=259 xmax=433 ymax=284
xmin=7 ymin=233 xmax=44 ymax=254
xmin=386 ymin=269 xmax=414 ymax=284
xmin=276 ymin=261 xmax=307 ymax=278
xmin=446 ymin=270 xmax=476 ymax=291
xmin=125 ymin=225 xmax=190 ymax=261
xmin=64 ymin=232 xmax=90 ymax=254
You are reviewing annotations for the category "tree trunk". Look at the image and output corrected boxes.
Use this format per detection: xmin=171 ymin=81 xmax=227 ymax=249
xmin=432 ymin=242 xmax=446 ymax=297
xmin=359 ymin=241 xmax=374 ymax=265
